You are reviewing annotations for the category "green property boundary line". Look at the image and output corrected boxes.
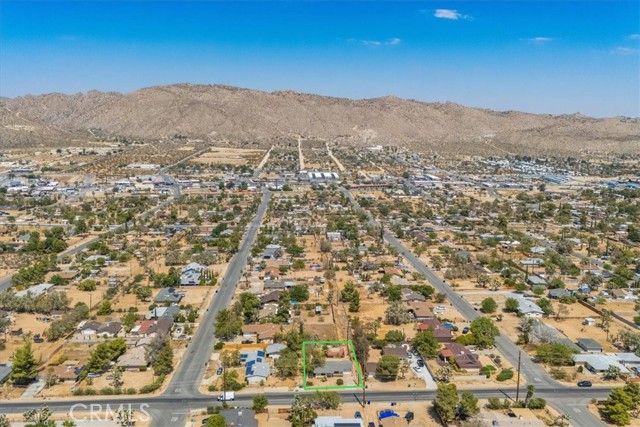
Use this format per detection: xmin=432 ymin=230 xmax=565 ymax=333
xmin=302 ymin=340 xmax=364 ymax=391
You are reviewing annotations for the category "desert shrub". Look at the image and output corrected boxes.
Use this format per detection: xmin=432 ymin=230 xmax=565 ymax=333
xmin=496 ymin=368 xmax=514 ymax=382
xmin=527 ymin=398 xmax=546 ymax=410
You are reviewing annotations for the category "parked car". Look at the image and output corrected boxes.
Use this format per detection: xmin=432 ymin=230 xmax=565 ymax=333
xmin=416 ymin=359 xmax=425 ymax=367
xmin=577 ymin=381 xmax=592 ymax=387
xmin=354 ymin=412 xmax=362 ymax=419
xmin=413 ymin=366 xmax=421 ymax=373
xmin=216 ymin=367 xmax=223 ymax=376
xmin=201 ymin=418 xmax=209 ymax=424
xmin=462 ymin=326 xmax=470 ymax=334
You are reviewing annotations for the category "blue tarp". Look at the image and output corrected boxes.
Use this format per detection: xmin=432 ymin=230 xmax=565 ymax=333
xmin=379 ymin=410 xmax=399 ymax=420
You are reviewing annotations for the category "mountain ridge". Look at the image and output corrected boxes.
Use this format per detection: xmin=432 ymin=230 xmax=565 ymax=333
xmin=1 ymin=83 xmax=638 ymax=155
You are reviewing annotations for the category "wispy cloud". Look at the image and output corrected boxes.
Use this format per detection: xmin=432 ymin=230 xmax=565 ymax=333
xmin=627 ymin=34 xmax=640 ymax=40
xmin=433 ymin=9 xmax=470 ymax=20
xmin=352 ymin=38 xmax=402 ymax=47
xmin=611 ymin=46 xmax=639 ymax=55
xmin=523 ymin=37 xmax=554 ymax=45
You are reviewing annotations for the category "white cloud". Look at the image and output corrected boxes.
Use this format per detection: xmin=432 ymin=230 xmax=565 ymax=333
xmin=434 ymin=9 xmax=470 ymax=20
xmin=353 ymin=38 xmax=402 ymax=47
xmin=627 ymin=34 xmax=640 ymax=40
xmin=611 ymin=46 xmax=639 ymax=55
xmin=523 ymin=37 xmax=554 ymax=44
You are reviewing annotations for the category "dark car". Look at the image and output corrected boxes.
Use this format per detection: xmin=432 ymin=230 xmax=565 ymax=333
xmin=462 ymin=326 xmax=470 ymax=334
xmin=368 ymin=423 xmax=375 ymax=427
xmin=355 ymin=411 xmax=362 ymax=419
xmin=201 ymin=418 xmax=209 ymax=424
xmin=416 ymin=359 xmax=425 ymax=367
xmin=577 ymin=381 xmax=592 ymax=387
xmin=216 ymin=367 xmax=223 ymax=376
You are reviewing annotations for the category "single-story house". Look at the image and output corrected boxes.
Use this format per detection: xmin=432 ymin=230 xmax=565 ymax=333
xmin=146 ymin=306 xmax=180 ymax=320
xmin=512 ymin=296 xmax=544 ymax=318
xmin=314 ymin=416 xmax=363 ymax=427
xmin=520 ymin=258 xmax=544 ymax=267
xmin=15 ymin=283 xmax=54 ymax=298
xmin=440 ymin=343 xmax=481 ymax=371
xmin=573 ymin=354 xmax=629 ymax=374
xmin=313 ymin=361 xmax=353 ymax=378
xmin=260 ymin=290 xmax=281 ymax=304
xmin=526 ymin=275 xmax=547 ymax=287
xmin=418 ymin=318 xmax=453 ymax=342
xmin=241 ymin=323 xmax=280 ymax=343
xmin=0 ymin=363 xmax=13 ymax=384
xmin=220 ymin=410 xmax=258 ymax=427
xmin=363 ymin=362 xmax=378 ymax=378
xmin=245 ymin=360 xmax=270 ymax=384
xmin=577 ymin=338 xmax=604 ymax=353
xmin=130 ymin=318 xmax=173 ymax=338
xmin=548 ymin=288 xmax=571 ymax=299
xmin=97 ymin=321 xmax=122 ymax=338
xmin=117 ymin=345 xmax=149 ymax=370
xmin=54 ymin=362 xmax=83 ymax=382
xmin=154 ymin=287 xmax=184 ymax=304
xmin=401 ymin=288 xmax=426 ymax=303
xmin=266 ymin=343 xmax=287 ymax=358
xmin=407 ymin=301 xmax=433 ymax=321
xmin=382 ymin=346 xmax=408 ymax=361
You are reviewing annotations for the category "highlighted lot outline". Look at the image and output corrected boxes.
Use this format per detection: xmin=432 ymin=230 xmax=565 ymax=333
xmin=302 ymin=339 xmax=364 ymax=390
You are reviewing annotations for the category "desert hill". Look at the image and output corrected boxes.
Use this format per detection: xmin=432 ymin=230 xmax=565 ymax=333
xmin=1 ymin=84 xmax=638 ymax=155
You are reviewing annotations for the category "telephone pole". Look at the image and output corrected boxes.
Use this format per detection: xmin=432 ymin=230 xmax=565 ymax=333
xmin=222 ymin=363 xmax=226 ymax=406
xmin=361 ymin=363 xmax=366 ymax=408
xmin=515 ymin=350 xmax=522 ymax=403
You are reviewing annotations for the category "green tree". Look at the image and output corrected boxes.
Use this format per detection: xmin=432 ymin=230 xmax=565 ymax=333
xmin=289 ymin=285 xmax=310 ymax=302
xmin=535 ymin=342 xmax=578 ymax=366
xmin=0 ymin=414 xmax=9 ymax=427
xmin=23 ymin=405 xmax=55 ymax=427
xmin=274 ymin=348 xmax=299 ymax=378
xmin=205 ymin=415 xmax=226 ymax=427
xmin=459 ymin=391 xmax=480 ymax=419
xmin=152 ymin=339 xmax=174 ymax=375
xmin=376 ymin=355 xmax=400 ymax=381
xmin=289 ymin=395 xmax=317 ymax=427
xmin=97 ymin=300 xmax=112 ymax=315
xmin=10 ymin=339 xmax=39 ymax=385
xmin=351 ymin=319 xmax=370 ymax=364
xmin=253 ymin=394 xmax=269 ymax=411
xmin=504 ymin=298 xmax=519 ymax=313
xmin=537 ymin=298 xmax=554 ymax=316
xmin=480 ymin=297 xmax=497 ymax=313
xmin=434 ymin=383 xmax=459 ymax=423
xmin=411 ymin=330 xmax=440 ymax=359
xmin=470 ymin=317 xmax=499 ymax=349
xmin=214 ymin=308 xmax=242 ymax=340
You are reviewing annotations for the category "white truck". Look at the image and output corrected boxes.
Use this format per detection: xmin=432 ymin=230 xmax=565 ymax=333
xmin=217 ymin=392 xmax=235 ymax=401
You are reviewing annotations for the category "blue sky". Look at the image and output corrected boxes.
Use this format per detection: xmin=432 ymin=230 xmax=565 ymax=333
xmin=1 ymin=1 xmax=639 ymax=117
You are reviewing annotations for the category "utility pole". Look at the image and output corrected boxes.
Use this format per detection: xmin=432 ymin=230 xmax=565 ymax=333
xmin=361 ymin=363 xmax=366 ymax=408
xmin=222 ymin=363 xmax=226 ymax=406
xmin=515 ymin=350 xmax=522 ymax=403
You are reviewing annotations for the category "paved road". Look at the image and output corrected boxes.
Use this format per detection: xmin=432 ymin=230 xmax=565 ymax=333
xmin=343 ymin=188 xmax=607 ymax=427
xmin=0 ymin=387 xmax=611 ymax=416
xmin=153 ymin=190 xmax=272 ymax=427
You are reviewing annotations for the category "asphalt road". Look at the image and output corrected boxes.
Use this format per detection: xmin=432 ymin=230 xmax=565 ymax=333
xmin=0 ymin=387 xmax=611 ymax=415
xmin=152 ymin=190 xmax=272 ymax=427
xmin=343 ymin=188 xmax=607 ymax=427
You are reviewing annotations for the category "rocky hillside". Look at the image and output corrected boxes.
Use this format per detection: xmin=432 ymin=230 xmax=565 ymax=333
xmin=1 ymin=84 xmax=638 ymax=155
